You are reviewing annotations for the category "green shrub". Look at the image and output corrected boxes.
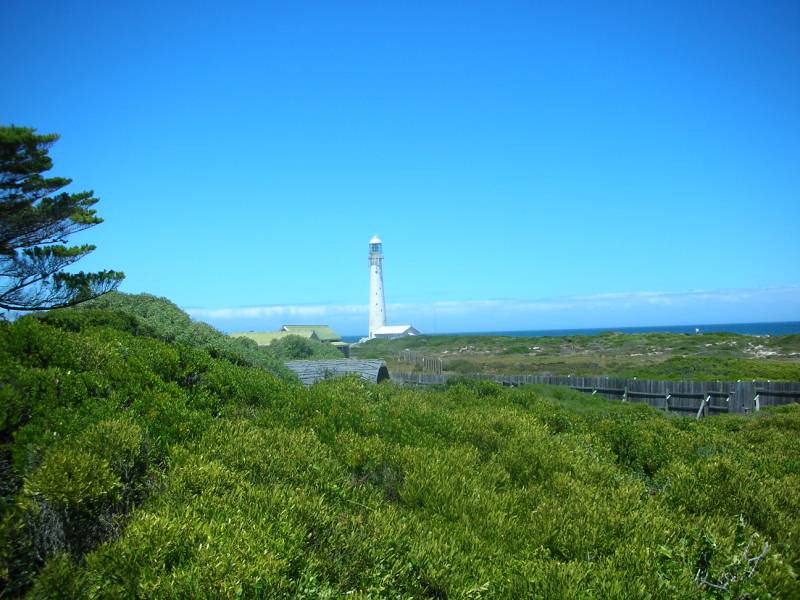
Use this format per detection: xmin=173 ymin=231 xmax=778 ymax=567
xmin=444 ymin=358 xmax=478 ymax=374
xmin=19 ymin=449 xmax=122 ymax=565
xmin=75 ymin=292 xmax=294 ymax=379
xmin=270 ymin=334 xmax=343 ymax=360
xmin=500 ymin=343 xmax=530 ymax=355
xmin=34 ymin=308 xmax=157 ymax=337
xmin=3 ymin=303 xmax=800 ymax=597
xmin=595 ymin=415 xmax=677 ymax=476
xmin=445 ymin=377 xmax=503 ymax=398
xmin=621 ymin=355 xmax=800 ymax=381
xmin=26 ymin=553 xmax=85 ymax=599
xmin=83 ymin=419 xmax=147 ymax=485
xmin=25 ymin=450 xmax=120 ymax=512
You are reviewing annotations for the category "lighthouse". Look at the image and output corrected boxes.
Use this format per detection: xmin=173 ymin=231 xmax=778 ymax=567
xmin=366 ymin=236 xmax=420 ymax=341
xmin=368 ymin=235 xmax=386 ymax=338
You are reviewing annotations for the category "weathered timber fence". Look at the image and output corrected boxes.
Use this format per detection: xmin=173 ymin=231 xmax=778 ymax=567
xmin=397 ymin=350 xmax=443 ymax=374
xmin=391 ymin=372 xmax=800 ymax=416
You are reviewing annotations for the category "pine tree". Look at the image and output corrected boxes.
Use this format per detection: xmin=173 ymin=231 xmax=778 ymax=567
xmin=0 ymin=125 xmax=123 ymax=311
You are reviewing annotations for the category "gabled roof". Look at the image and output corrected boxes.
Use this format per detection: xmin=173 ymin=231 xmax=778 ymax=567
xmin=281 ymin=324 xmax=341 ymax=342
xmin=231 ymin=331 xmax=320 ymax=345
xmin=373 ymin=325 xmax=420 ymax=336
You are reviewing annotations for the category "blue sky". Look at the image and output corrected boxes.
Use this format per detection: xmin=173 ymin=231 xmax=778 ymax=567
xmin=3 ymin=1 xmax=798 ymax=334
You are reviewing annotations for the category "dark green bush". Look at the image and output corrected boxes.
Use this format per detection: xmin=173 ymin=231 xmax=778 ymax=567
xmin=74 ymin=292 xmax=293 ymax=379
xmin=21 ymin=449 xmax=121 ymax=562
xmin=2 ymin=301 xmax=800 ymax=597
xmin=25 ymin=450 xmax=120 ymax=513
xmin=33 ymin=309 xmax=157 ymax=337
xmin=500 ymin=343 xmax=530 ymax=355
xmin=595 ymin=415 xmax=677 ymax=476
xmin=445 ymin=377 xmax=503 ymax=398
xmin=443 ymin=358 xmax=478 ymax=374
xmin=269 ymin=334 xmax=343 ymax=360
xmin=621 ymin=355 xmax=800 ymax=381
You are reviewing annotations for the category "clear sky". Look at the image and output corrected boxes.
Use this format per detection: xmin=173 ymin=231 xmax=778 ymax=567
xmin=3 ymin=1 xmax=799 ymax=335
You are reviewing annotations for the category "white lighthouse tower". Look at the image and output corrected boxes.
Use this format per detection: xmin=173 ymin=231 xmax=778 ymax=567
xmin=364 ymin=235 xmax=421 ymax=341
xmin=368 ymin=235 xmax=386 ymax=338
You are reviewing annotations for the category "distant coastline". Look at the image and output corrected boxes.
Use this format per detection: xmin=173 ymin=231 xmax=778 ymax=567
xmin=342 ymin=321 xmax=800 ymax=343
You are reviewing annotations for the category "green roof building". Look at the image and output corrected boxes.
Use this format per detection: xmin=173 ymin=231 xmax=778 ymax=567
xmin=231 ymin=330 xmax=321 ymax=346
xmin=231 ymin=325 xmax=349 ymax=356
xmin=281 ymin=325 xmax=341 ymax=343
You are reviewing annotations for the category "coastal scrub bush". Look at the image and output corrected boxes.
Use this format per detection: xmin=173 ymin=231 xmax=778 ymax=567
xmin=500 ymin=342 xmax=530 ymax=355
xmin=443 ymin=358 xmax=478 ymax=374
xmin=73 ymin=292 xmax=293 ymax=379
xmin=620 ymin=356 xmax=800 ymax=381
xmin=21 ymin=449 xmax=121 ymax=562
xmin=2 ymin=300 xmax=800 ymax=597
xmin=25 ymin=450 xmax=120 ymax=513
xmin=270 ymin=334 xmax=343 ymax=360
xmin=34 ymin=308 xmax=156 ymax=337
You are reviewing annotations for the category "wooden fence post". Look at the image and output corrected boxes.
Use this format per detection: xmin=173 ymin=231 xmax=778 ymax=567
xmin=695 ymin=397 xmax=705 ymax=420
xmin=695 ymin=394 xmax=710 ymax=420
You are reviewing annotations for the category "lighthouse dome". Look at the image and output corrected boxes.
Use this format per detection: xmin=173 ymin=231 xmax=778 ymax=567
xmin=369 ymin=235 xmax=382 ymax=244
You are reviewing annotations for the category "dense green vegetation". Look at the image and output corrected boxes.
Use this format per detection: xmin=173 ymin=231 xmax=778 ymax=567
xmin=76 ymin=292 xmax=341 ymax=365
xmin=74 ymin=292 xmax=294 ymax=378
xmin=268 ymin=334 xmax=345 ymax=360
xmin=1 ymin=303 xmax=799 ymax=597
xmin=353 ymin=332 xmax=800 ymax=381
xmin=0 ymin=302 xmax=299 ymax=596
xmin=618 ymin=356 xmax=800 ymax=381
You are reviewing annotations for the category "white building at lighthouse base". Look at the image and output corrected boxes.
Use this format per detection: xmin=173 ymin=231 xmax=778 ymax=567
xmin=371 ymin=325 xmax=420 ymax=340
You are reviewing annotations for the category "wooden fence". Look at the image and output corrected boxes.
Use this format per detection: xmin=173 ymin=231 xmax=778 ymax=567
xmin=391 ymin=372 xmax=800 ymax=416
xmin=397 ymin=350 xmax=443 ymax=374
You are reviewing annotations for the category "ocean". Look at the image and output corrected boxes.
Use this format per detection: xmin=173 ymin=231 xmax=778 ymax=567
xmin=341 ymin=321 xmax=800 ymax=342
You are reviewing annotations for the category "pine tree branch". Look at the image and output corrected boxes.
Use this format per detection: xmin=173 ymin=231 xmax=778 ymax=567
xmin=0 ymin=125 xmax=124 ymax=311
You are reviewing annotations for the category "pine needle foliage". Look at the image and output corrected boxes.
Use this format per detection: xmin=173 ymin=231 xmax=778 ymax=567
xmin=0 ymin=125 xmax=123 ymax=311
